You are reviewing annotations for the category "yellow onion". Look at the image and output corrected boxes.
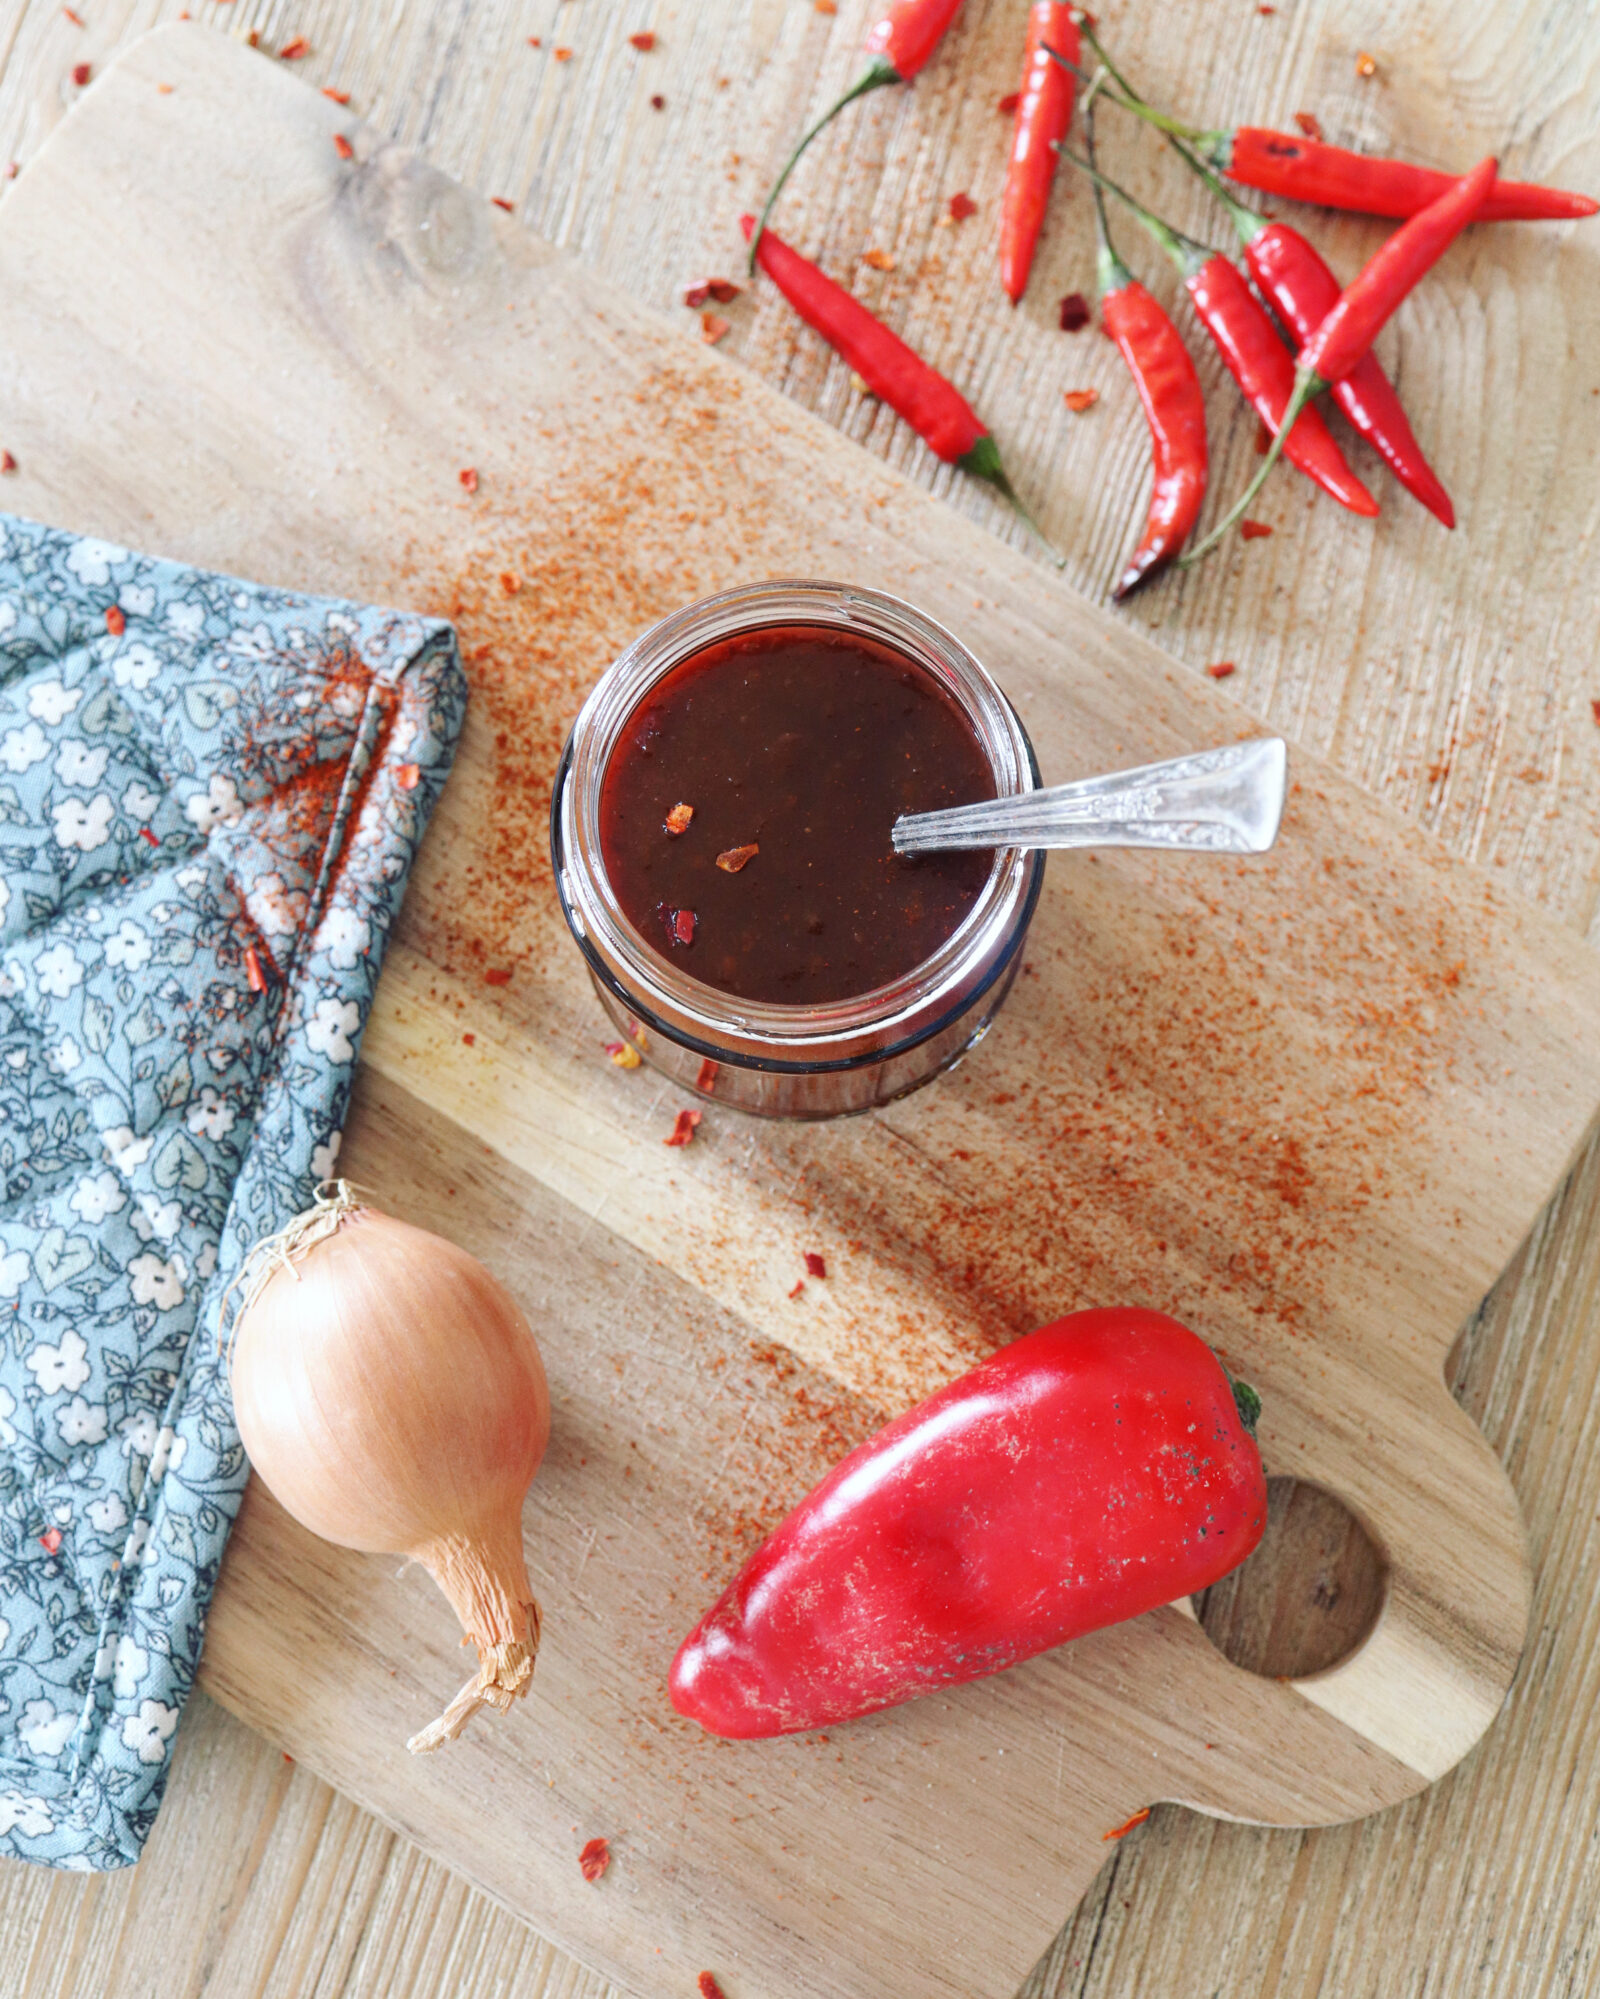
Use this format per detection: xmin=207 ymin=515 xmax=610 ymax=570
xmin=228 ymin=1182 xmax=550 ymax=1753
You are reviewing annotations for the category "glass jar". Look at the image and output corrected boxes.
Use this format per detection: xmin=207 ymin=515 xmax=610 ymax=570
xmin=551 ymin=580 xmax=1043 ymax=1120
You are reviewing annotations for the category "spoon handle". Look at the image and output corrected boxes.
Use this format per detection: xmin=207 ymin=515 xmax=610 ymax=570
xmin=892 ymin=737 xmax=1289 ymax=856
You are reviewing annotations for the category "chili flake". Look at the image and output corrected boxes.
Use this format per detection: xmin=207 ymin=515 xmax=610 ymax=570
xmin=38 ymin=1528 xmax=63 ymax=1555
xmin=395 ymin=763 xmax=421 ymax=790
xmin=3 ymin=164 xmax=16 ymax=180
xmin=72 ymin=62 xmax=91 ymax=86
xmin=500 ymin=571 xmax=521 ymax=594
xmin=458 ymin=466 xmax=479 ymax=492
xmin=104 ymin=605 xmax=125 ymax=636
xmin=322 ymin=87 xmax=351 ymax=103
xmin=664 ymin=802 xmax=694 ymax=835
xmin=461 ymin=1032 xmax=476 ymax=1047
xmin=1058 ymin=292 xmax=1091 ymax=332
xmin=664 ymin=1108 xmax=702 ymax=1147
xmin=604 ymin=1040 xmax=642 ymax=1069
xmin=484 ymin=968 xmax=513 ymax=986
xmin=244 ymin=945 xmax=268 ymax=993
xmin=696 ymin=1056 xmax=719 ymax=1092
xmin=698 ymin=1974 xmax=728 ymax=1999
xmin=715 ymin=843 xmax=758 ymax=873
xmin=650 ymin=93 xmax=665 ymax=109
xmin=554 ymin=46 xmax=573 ymax=60
xmin=701 ymin=313 xmax=731 ymax=344
xmin=671 ymin=908 xmax=697 ymax=946
xmin=1591 ymin=698 xmax=1600 ymax=726
xmin=804 ymin=1251 xmax=826 ymax=1278
xmin=948 ymin=191 xmax=977 ymax=222
xmin=684 ymin=277 xmax=743 ymax=308
xmin=1355 ymin=50 xmax=1378 ymax=76
xmin=62 ymin=6 xmax=84 ymax=23
xmin=578 ymin=1836 xmax=611 ymax=1882
xmin=998 ymin=91 xmax=1021 ymax=114
xmin=333 ymin=132 xmax=354 ymax=160
xmin=279 ymin=36 xmax=310 ymax=60
xmin=491 ymin=196 xmax=515 ymax=212
xmin=1103 ymin=1806 xmax=1151 ymax=1842
xmin=0 ymin=451 xmax=14 ymax=472
xmin=138 ymin=827 xmax=159 ymax=848
xmin=1240 ymin=519 xmax=1274 ymax=540
xmin=816 ymin=0 xmax=838 ymax=11
xmin=788 ymin=1280 xmax=806 ymax=1299
xmin=1206 ymin=661 xmax=1236 ymax=680
xmin=528 ymin=35 xmax=541 ymax=46
xmin=1063 ymin=388 xmax=1099 ymax=413
xmin=862 ymin=248 xmax=896 ymax=272
xmin=1293 ymin=110 xmax=1324 ymax=140
xmin=1258 ymin=4 xmax=1276 ymax=11
xmin=629 ymin=32 xmax=656 ymax=51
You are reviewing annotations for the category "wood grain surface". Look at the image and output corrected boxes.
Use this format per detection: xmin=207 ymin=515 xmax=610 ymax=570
xmin=0 ymin=1 xmax=1597 ymax=1995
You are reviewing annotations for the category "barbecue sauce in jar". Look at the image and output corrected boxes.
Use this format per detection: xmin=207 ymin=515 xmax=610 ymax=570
xmin=598 ymin=624 xmax=997 ymax=1005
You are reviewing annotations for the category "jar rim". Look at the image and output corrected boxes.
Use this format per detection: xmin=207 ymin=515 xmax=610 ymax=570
xmin=553 ymin=580 xmax=1041 ymax=1064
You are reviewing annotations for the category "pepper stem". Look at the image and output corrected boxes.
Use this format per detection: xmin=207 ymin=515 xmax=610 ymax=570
xmin=1043 ymin=41 xmax=1224 ymax=157
xmin=1056 ymin=143 xmax=1217 ymax=279
xmin=748 ymin=55 xmax=901 ymax=272
xmin=1083 ymin=74 xmax=1133 ymax=295
xmin=959 ymin=435 xmax=1065 ymax=567
xmin=1177 ymin=367 xmax=1319 ymax=567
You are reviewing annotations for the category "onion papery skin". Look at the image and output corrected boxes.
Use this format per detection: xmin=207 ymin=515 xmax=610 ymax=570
xmin=230 ymin=1196 xmax=551 ymax=1752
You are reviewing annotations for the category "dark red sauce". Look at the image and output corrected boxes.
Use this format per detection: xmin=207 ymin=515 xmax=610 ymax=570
xmin=598 ymin=624 xmax=997 ymax=1005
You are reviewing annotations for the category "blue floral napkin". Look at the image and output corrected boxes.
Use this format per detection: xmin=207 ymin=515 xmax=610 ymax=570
xmin=0 ymin=516 xmax=464 ymax=1868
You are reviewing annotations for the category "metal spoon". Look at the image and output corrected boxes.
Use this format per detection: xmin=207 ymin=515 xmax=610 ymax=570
xmin=891 ymin=737 xmax=1288 ymax=857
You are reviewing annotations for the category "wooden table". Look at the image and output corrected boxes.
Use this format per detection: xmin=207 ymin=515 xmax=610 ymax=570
xmin=2 ymin=1 xmax=1599 ymax=1994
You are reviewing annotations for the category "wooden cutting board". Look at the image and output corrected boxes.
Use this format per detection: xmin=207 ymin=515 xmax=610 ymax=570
xmin=2 ymin=25 xmax=1597 ymax=1999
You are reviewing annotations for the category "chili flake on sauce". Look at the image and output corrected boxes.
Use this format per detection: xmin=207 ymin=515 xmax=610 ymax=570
xmin=598 ymin=625 xmax=995 ymax=1005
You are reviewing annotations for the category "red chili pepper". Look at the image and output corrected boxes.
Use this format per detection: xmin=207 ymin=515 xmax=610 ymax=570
xmin=748 ymin=0 xmax=966 ymax=268
xmin=1061 ymin=148 xmax=1377 ymax=516
xmin=669 ymin=1308 xmax=1266 ymax=1736
xmin=1245 ymin=222 xmax=1452 ymax=525
xmin=1089 ymin=43 xmax=1454 ymax=530
xmin=1223 ymin=125 xmax=1590 ymax=223
xmin=1085 ymin=100 xmax=1206 ymax=596
xmin=741 ymin=215 xmax=1055 ymax=552
xmin=1061 ymin=15 xmax=1592 ymax=225
xmin=999 ymin=4 xmax=1079 ymax=304
xmin=1186 ymin=158 xmax=1495 ymax=562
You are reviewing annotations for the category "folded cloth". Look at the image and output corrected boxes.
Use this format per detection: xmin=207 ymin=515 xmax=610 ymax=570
xmin=0 ymin=516 xmax=464 ymax=1867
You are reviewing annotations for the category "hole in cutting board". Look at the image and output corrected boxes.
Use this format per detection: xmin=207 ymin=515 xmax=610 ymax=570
xmin=1193 ymin=1477 xmax=1386 ymax=1679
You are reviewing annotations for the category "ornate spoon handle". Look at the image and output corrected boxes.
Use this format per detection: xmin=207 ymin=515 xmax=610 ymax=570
xmin=891 ymin=738 xmax=1288 ymax=856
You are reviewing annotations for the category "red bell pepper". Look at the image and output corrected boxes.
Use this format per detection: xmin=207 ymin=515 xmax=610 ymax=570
xmin=670 ymin=1307 xmax=1266 ymax=1738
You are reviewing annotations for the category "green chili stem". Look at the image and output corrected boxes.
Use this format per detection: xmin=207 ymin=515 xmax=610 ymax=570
xmin=748 ymin=55 xmax=900 ymax=273
xmin=1176 ymin=367 xmax=1320 ymax=567
xmin=1056 ymin=143 xmax=1218 ymax=278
